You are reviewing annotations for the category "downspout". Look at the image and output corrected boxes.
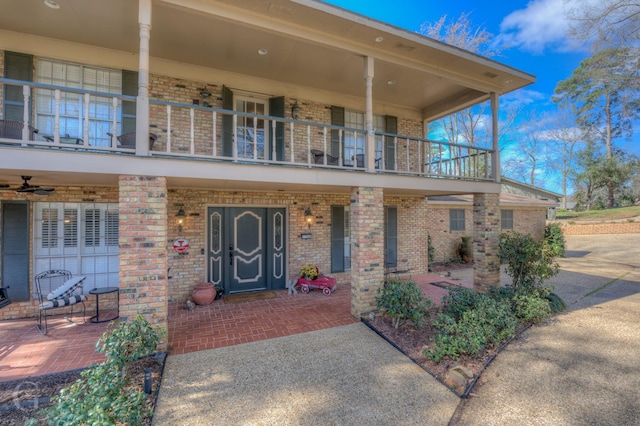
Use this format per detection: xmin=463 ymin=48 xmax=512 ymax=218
xmin=364 ymin=56 xmax=375 ymax=171
xmin=136 ymin=0 xmax=151 ymax=156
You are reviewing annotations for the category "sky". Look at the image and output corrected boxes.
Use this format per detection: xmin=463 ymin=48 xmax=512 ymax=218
xmin=323 ymin=0 xmax=638 ymax=193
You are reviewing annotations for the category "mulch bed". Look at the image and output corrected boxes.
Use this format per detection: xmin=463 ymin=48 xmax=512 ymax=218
xmin=0 ymin=355 xmax=165 ymax=425
xmin=365 ymin=297 xmax=530 ymax=397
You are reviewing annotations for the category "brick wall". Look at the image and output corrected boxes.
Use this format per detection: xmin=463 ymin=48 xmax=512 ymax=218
xmin=350 ymin=187 xmax=384 ymax=317
xmin=561 ymin=222 xmax=640 ymax=235
xmin=426 ymin=204 xmax=548 ymax=263
xmin=118 ymin=176 xmax=168 ymax=345
xmin=473 ymin=193 xmax=501 ymax=292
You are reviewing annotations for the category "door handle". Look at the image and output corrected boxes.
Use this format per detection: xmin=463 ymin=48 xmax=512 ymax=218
xmin=229 ymin=244 xmax=234 ymax=266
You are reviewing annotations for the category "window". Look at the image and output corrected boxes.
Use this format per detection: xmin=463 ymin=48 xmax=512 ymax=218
xmin=34 ymin=202 xmax=119 ymax=291
xmin=501 ymin=209 xmax=514 ymax=229
xmin=35 ymin=59 xmax=123 ymax=146
xmin=385 ymin=207 xmax=398 ymax=268
xmin=235 ymin=97 xmax=267 ymax=159
xmin=344 ymin=110 xmax=365 ymax=166
xmin=450 ymin=209 xmax=465 ymax=231
xmin=331 ymin=206 xmax=351 ymax=272
xmin=342 ymin=111 xmax=386 ymax=167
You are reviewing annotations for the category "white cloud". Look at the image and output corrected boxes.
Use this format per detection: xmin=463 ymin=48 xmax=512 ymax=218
xmin=501 ymin=89 xmax=547 ymax=109
xmin=495 ymin=0 xmax=591 ymax=54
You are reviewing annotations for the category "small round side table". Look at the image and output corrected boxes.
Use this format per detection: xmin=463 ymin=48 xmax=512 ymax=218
xmin=89 ymin=287 xmax=120 ymax=323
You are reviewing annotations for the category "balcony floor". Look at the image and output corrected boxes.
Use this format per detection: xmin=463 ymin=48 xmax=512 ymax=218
xmin=0 ymin=273 xmax=472 ymax=383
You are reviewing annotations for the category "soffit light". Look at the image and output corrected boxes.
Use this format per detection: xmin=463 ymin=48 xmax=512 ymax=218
xmin=44 ymin=0 xmax=60 ymax=9
xmin=257 ymin=48 xmax=269 ymax=56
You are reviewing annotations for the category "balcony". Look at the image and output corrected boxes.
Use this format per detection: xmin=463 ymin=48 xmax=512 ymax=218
xmin=0 ymin=78 xmax=494 ymax=182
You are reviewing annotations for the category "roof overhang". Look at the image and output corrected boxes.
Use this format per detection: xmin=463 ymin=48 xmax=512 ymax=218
xmin=0 ymin=0 xmax=535 ymax=119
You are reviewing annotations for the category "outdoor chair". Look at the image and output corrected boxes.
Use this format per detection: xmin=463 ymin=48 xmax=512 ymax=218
xmin=311 ymin=149 xmax=339 ymax=166
xmin=0 ymin=287 xmax=11 ymax=309
xmin=0 ymin=119 xmax=38 ymax=141
xmin=107 ymin=132 xmax=157 ymax=150
xmin=34 ymin=270 xmax=87 ymax=334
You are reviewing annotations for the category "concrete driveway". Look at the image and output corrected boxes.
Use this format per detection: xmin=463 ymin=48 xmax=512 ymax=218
xmin=450 ymin=234 xmax=640 ymax=425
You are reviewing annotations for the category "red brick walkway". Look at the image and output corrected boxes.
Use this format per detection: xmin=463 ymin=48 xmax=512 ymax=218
xmin=0 ymin=273 xmax=471 ymax=382
xmin=0 ymin=316 xmax=109 ymax=382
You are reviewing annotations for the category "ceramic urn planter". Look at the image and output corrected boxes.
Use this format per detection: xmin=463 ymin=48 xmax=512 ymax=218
xmin=192 ymin=282 xmax=215 ymax=305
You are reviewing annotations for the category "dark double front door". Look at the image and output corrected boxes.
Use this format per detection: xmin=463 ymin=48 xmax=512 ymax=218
xmin=207 ymin=207 xmax=286 ymax=294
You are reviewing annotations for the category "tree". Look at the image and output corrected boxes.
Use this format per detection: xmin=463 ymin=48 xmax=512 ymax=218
xmin=544 ymin=108 xmax=588 ymax=208
xmin=566 ymin=0 xmax=640 ymax=49
xmin=502 ymin=110 xmax=549 ymax=186
xmin=572 ymin=141 xmax=608 ymax=210
xmin=553 ymin=48 xmax=640 ymax=207
xmin=421 ymin=12 xmax=514 ymax=149
xmin=420 ymin=11 xmax=497 ymax=58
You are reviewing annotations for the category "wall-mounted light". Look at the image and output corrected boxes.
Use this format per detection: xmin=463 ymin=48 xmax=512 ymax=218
xmin=291 ymin=100 xmax=301 ymax=120
xmin=304 ymin=208 xmax=314 ymax=229
xmin=199 ymin=86 xmax=212 ymax=107
xmin=176 ymin=205 xmax=186 ymax=233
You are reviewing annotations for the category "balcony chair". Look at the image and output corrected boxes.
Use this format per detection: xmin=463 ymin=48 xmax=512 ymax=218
xmin=0 ymin=119 xmax=38 ymax=140
xmin=34 ymin=270 xmax=86 ymax=335
xmin=107 ymin=132 xmax=157 ymax=150
xmin=353 ymin=153 xmax=382 ymax=169
xmin=311 ymin=149 xmax=339 ymax=166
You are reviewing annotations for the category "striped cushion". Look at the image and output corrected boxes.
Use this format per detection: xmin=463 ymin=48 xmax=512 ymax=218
xmin=47 ymin=277 xmax=83 ymax=301
xmin=40 ymin=294 xmax=85 ymax=310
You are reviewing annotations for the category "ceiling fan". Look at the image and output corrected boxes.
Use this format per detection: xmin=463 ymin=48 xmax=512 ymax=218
xmin=1 ymin=176 xmax=55 ymax=195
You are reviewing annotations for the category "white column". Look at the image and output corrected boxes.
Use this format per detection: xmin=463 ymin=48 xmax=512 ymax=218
xmin=136 ymin=0 xmax=152 ymax=156
xmin=490 ymin=92 xmax=500 ymax=182
xmin=364 ymin=56 xmax=375 ymax=171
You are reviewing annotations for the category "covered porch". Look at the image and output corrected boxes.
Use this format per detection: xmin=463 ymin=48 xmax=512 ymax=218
xmin=0 ymin=272 xmax=471 ymax=382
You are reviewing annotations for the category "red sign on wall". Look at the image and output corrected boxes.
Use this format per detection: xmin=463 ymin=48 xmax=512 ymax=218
xmin=172 ymin=238 xmax=189 ymax=253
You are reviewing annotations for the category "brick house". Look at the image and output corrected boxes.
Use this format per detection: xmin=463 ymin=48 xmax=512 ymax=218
xmin=0 ymin=0 xmax=535 ymax=338
xmin=427 ymin=193 xmax=556 ymax=263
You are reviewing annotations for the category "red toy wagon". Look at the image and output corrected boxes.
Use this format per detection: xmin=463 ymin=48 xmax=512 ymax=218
xmin=295 ymin=275 xmax=337 ymax=296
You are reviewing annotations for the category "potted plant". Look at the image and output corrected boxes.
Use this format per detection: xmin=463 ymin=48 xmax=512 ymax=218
xmin=214 ymin=285 xmax=224 ymax=300
xmin=300 ymin=264 xmax=319 ymax=280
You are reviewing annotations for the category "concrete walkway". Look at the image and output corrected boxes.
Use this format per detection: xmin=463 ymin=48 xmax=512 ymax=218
xmin=153 ymin=323 xmax=459 ymax=425
xmin=153 ymin=234 xmax=640 ymax=425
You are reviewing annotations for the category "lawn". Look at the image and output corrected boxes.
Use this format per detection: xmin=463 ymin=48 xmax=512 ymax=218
xmin=555 ymin=205 xmax=640 ymax=221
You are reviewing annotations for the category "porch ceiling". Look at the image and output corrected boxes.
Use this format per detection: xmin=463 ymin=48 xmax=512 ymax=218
xmin=0 ymin=0 xmax=534 ymax=119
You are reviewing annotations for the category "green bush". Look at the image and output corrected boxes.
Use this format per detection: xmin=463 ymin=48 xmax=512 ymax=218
xmin=499 ymin=232 xmax=559 ymax=296
xmin=97 ymin=314 xmax=161 ymax=377
xmin=30 ymin=316 xmax=161 ymax=426
xmin=513 ymin=293 xmax=551 ymax=324
xmin=425 ymin=289 xmax=517 ymax=362
xmin=427 ymin=233 xmax=435 ymax=264
xmin=544 ymin=223 xmax=566 ymax=258
xmin=547 ymin=292 xmax=567 ymax=313
xmin=375 ymin=278 xmax=432 ymax=329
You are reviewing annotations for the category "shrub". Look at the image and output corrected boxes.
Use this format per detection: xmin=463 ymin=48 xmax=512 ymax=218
xmin=375 ymin=278 xmax=431 ymax=329
xmin=427 ymin=233 xmax=435 ymax=264
xmin=30 ymin=316 xmax=161 ymax=425
xmin=547 ymin=292 xmax=567 ymax=313
xmin=97 ymin=315 xmax=161 ymax=376
xmin=425 ymin=289 xmax=517 ymax=362
xmin=544 ymin=223 xmax=566 ymax=258
xmin=513 ymin=293 xmax=551 ymax=324
xmin=499 ymin=232 xmax=559 ymax=296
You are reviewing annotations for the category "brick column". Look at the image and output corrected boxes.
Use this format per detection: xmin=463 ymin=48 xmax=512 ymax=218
xmin=350 ymin=187 xmax=384 ymax=318
xmin=473 ymin=193 xmax=501 ymax=292
xmin=119 ymin=176 xmax=168 ymax=347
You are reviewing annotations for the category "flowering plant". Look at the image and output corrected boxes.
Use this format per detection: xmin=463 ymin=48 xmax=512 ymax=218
xmin=300 ymin=264 xmax=319 ymax=280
